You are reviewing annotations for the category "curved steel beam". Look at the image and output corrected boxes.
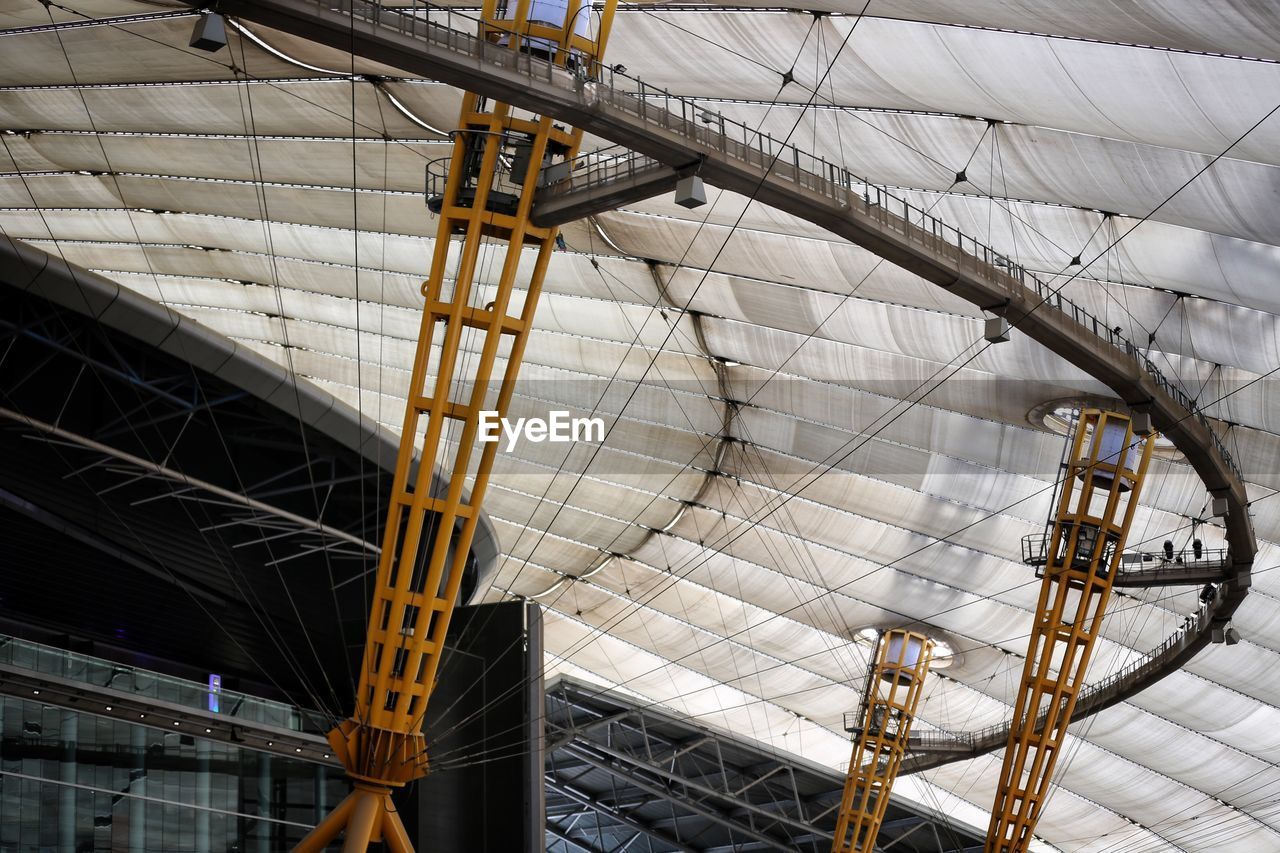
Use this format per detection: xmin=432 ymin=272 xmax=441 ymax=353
xmin=175 ymin=0 xmax=1255 ymax=752
xmin=0 ymin=234 xmax=503 ymax=594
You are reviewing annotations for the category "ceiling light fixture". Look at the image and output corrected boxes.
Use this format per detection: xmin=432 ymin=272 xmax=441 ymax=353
xmin=189 ymin=12 xmax=228 ymax=53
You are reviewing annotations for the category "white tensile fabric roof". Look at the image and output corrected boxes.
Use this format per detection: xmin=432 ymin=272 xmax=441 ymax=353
xmin=3 ymin=2 xmax=1280 ymax=849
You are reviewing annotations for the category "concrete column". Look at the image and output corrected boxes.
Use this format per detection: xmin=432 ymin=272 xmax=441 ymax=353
xmin=195 ymin=739 xmax=211 ymax=852
xmin=256 ymin=753 xmax=272 ymax=853
xmin=59 ymin=710 xmax=77 ymax=853
xmin=130 ymin=725 xmax=147 ymax=852
xmin=313 ymin=764 xmax=327 ymax=823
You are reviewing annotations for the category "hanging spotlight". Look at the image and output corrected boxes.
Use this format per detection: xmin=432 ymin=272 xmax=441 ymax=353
xmin=1131 ymin=409 xmax=1154 ymax=436
xmin=984 ymin=315 xmax=1011 ymax=343
xmin=674 ymin=175 xmax=706 ymax=209
xmin=190 ymin=12 xmax=228 ymax=53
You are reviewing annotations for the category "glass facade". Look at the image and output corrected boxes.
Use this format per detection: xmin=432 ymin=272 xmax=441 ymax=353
xmin=0 ymin=636 xmax=304 ymax=731
xmin=0 ymin=695 xmax=346 ymax=852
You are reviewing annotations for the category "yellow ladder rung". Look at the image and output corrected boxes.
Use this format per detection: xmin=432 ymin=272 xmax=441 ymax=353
xmin=391 ymin=493 xmax=473 ymax=519
xmin=410 ymin=397 xmax=473 ymax=420
xmin=427 ymin=301 xmax=526 ymax=333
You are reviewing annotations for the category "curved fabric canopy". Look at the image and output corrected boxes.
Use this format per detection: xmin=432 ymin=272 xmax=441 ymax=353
xmin=2 ymin=2 xmax=1279 ymax=850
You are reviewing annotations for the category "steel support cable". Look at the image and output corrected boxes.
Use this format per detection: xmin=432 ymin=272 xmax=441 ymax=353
xmin=427 ymin=493 xmax=1254 ymax=775
xmin=483 ymin=8 xmax=825 ymax=614
xmin=0 ymin=305 xmax=341 ymax=721
xmin=0 ymin=249 xmax=330 ymax=718
xmin=622 ymin=7 xmax=1165 ymax=305
xmin=42 ymin=0 xmax=1239 ymax=445
xmin=1066 ymin=478 xmax=1280 ymax=850
xmin=575 ymin=244 xmax=867 ymax=698
xmin=403 ymin=5 xmax=1021 ymax=758
xmin=1104 ymin=774 xmax=1280 ymax=853
xmin=422 ymin=473 xmax=1253 ymax=771
xmin=104 ymin=0 xmax=1223 ymax=417
xmin=724 ymin=420 xmax=871 ymax=687
xmin=1032 ymin=438 xmax=1274 ymax=848
xmin=1097 ymin=768 xmax=1280 ymax=853
xmin=343 ymin=4 xmax=368 ymax=701
xmin=434 ymin=470 xmax=1256 ymax=737
xmin=1070 ymin=742 xmax=1280 ymax=850
xmin=401 ymin=6 xmax=842 ymax=749
xmin=421 ymin=383 xmax=1280 ymax=771
xmin=17 ymin=0 xmax=465 ymax=721
xmin=645 ymin=57 xmax=1254 ymax=375
xmin=45 ymin=1 xmax=1264 ymax=809
xmin=818 ymin=17 xmax=848 ymax=189
xmin=581 ymin=88 xmax=1280 ymax=634
xmin=992 ymin=122 xmax=1022 ymax=275
xmin=361 ymin=44 xmax=398 ymax=711
xmin=301 ymin=3 xmax=669 ymax=762
xmin=380 ymin=234 xmax=700 ymax=746
xmin=428 ymin=576 xmax=1272 ymax=772
xmin=571 ymin=247 xmax=868 ymax=692
xmin=433 ymin=590 xmax=1223 ymax=806
xmin=0 ymin=40 xmax=345 ymax=721
xmin=427 ymin=582 xmax=1253 ymax=778
xmin=35 ymin=1 xmax=444 ymax=166
xmin=562 ymin=117 xmax=1021 ymax=584
xmin=617 ymin=3 xmax=1280 ymax=66
xmin=1029 ymin=465 xmax=1189 ymax=849
xmin=231 ymin=32 xmax=354 ymax=720
xmin=1104 ymin=212 xmax=1205 ymax=410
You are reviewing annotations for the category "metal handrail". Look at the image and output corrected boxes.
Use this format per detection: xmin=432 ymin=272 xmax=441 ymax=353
xmin=1020 ymin=531 xmax=1229 ymax=573
xmin=545 ymin=144 xmax=671 ymax=193
xmin=292 ymin=0 xmax=1250 ymax=758
xmin=0 ymin=634 xmax=304 ymax=730
xmin=307 ymin=0 xmax=1245 ymax=489
xmin=907 ymin=596 xmax=1217 ymax=754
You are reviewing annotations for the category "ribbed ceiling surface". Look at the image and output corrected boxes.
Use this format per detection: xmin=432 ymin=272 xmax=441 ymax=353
xmin=3 ymin=2 xmax=1280 ymax=850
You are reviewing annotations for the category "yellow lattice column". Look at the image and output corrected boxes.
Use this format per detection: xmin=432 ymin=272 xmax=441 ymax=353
xmin=987 ymin=410 xmax=1155 ymax=852
xmin=832 ymin=630 xmax=934 ymax=853
xmin=295 ymin=2 xmax=616 ymax=850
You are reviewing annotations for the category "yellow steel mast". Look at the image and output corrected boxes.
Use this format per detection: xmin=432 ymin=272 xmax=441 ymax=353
xmin=832 ymin=629 xmax=934 ymax=853
xmin=295 ymin=2 xmax=617 ymax=849
xmin=987 ymin=409 xmax=1154 ymax=852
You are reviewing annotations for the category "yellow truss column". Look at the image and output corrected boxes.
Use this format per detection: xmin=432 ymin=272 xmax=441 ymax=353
xmin=987 ymin=410 xmax=1155 ymax=852
xmin=295 ymin=2 xmax=616 ymax=850
xmin=832 ymin=630 xmax=934 ymax=853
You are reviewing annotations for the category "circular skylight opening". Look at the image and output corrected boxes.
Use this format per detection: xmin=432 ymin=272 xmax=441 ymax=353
xmin=1031 ymin=399 xmax=1182 ymax=461
xmin=853 ymin=628 xmax=956 ymax=670
xmin=931 ymin=640 xmax=955 ymax=670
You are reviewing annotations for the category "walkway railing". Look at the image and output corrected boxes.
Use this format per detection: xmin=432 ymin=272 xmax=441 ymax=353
xmin=303 ymin=0 xmax=1242 ymax=486
xmin=202 ymin=0 xmax=1255 ymax=770
xmin=906 ymin=591 xmax=1220 ymax=761
xmin=597 ymin=92 xmax=1249 ymax=479
xmin=538 ymin=97 xmax=1244 ymax=486
xmin=1020 ymin=532 xmax=1231 ymax=586
xmin=0 ymin=634 xmax=301 ymax=730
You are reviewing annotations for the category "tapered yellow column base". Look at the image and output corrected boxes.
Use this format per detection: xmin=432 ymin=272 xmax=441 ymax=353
xmin=294 ymin=783 xmax=412 ymax=853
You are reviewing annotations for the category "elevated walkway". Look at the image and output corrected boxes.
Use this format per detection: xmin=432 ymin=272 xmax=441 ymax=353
xmin=1021 ymin=532 xmax=1233 ymax=589
xmin=184 ymin=0 xmax=1254 ymax=770
xmin=0 ymin=634 xmax=334 ymax=763
xmin=901 ymin=590 xmax=1228 ymax=770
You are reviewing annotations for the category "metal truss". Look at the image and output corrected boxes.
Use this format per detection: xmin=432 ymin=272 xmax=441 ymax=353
xmin=187 ymin=0 xmax=1253 ymax=784
xmin=544 ymin=677 xmax=983 ymax=853
xmin=0 ymin=406 xmax=377 ymax=567
xmin=0 ymin=279 xmax=387 ymax=575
